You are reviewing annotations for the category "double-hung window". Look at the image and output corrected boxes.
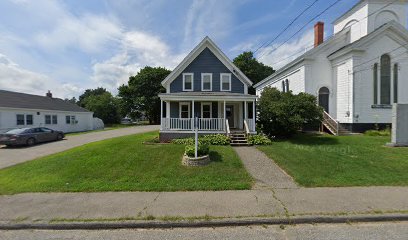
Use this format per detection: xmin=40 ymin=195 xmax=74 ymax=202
xmin=52 ymin=115 xmax=58 ymax=124
xmin=179 ymin=102 xmax=190 ymax=118
xmin=26 ymin=115 xmax=33 ymax=125
xmin=220 ymin=73 xmax=231 ymax=91
xmin=183 ymin=73 xmax=194 ymax=91
xmin=66 ymin=115 xmax=71 ymax=124
xmin=16 ymin=114 xmax=25 ymax=125
xmin=201 ymin=73 xmax=212 ymax=91
xmin=201 ymin=103 xmax=212 ymax=118
xmin=45 ymin=115 xmax=51 ymax=124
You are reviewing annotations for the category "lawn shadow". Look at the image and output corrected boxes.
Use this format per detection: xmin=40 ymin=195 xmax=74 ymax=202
xmin=209 ymin=150 xmax=222 ymax=162
xmin=277 ymin=133 xmax=340 ymax=146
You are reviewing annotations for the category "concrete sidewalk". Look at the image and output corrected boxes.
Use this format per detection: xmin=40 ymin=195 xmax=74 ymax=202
xmin=0 ymin=125 xmax=159 ymax=169
xmin=1 ymin=187 xmax=407 ymax=223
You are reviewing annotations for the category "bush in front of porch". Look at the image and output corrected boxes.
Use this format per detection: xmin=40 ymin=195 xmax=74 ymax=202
xmin=172 ymin=134 xmax=230 ymax=145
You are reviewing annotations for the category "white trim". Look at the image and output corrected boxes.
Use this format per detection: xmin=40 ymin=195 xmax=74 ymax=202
xmin=220 ymin=73 xmax=232 ymax=91
xmin=159 ymin=94 xmax=257 ymax=101
xmin=182 ymin=73 xmax=194 ymax=91
xmin=160 ymin=130 xmax=225 ymax=134
xmin=201 ymin=102 xmax=212 ymax=118
xmin=161 ymin=37 xmax=252 ymax=88
xmin=179 ymin=102 xmax=191 ymax=118
xmin=201 ymin=73 xmax=212 ymax=91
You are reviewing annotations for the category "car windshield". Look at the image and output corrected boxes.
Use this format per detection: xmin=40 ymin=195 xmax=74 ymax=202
xmin=5 ymin=128 xmax=30 ymax=134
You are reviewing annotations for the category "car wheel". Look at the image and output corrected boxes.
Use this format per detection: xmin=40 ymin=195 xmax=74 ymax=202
xmin=57 ymin=133 xmax=64 ymax=141
xmin=26 ymin=138 xmax=36 ymax=146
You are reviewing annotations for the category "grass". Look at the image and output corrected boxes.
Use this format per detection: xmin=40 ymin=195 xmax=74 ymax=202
xmin=0 ymin=131 xmax=252 ymax=194
xmin=257 ymin=133 xmax=408 ymax=187
xmin=65 ymin=122 xmax=150 ymax=136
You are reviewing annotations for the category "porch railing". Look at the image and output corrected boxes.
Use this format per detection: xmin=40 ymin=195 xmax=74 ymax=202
xmin=161 ymin=118 xmax=225 ymax=131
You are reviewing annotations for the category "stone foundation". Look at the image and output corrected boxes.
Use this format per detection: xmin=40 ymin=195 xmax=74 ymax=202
xmin=182 ymin=154 xmax=211 ymax=166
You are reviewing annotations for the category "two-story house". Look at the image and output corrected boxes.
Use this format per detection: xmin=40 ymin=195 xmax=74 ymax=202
xmin=159 ymin=37 xmax=257 ymax=141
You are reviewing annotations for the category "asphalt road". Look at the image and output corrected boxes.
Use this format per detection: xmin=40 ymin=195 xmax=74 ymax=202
xmin=1 ymin=222 xmax=407 ymax=240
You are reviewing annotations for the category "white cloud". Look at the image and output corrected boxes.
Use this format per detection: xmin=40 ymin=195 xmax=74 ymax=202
xmin=91 ymin=31 xmax=185 ymax=93
xmin=0 ymin=54 xmax=82 ymax=99
xmin=34 ymin=14 xmax=122 ymax=54
xmin=257 ymin=30 xmax=315 ymax=69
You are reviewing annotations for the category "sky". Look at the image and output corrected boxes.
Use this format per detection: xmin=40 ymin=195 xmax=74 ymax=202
xmin=0 ymin=0 xmax=359 ymax=99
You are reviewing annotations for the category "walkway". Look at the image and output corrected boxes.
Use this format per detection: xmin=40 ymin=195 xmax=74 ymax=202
xmin=1 ymin=187 xmax=408 ymax=222
xmin=0 ymin=125 xmax=159 ymax=169
xmin=233 ymin=146 xmax=298 ymax=189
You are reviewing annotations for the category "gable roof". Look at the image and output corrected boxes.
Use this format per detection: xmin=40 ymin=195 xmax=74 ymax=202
xmin=161 ymin=36 xmax=252 ymax=87
xmin=328 ymin=21 xmax=408 ymax=59
xmin=254 ymin=21 xmax=408 ymax=89
xmin=0 ymin=90 xmax=91 ymax=113
xmin=254 ymin=28 xmax=351 ymax=89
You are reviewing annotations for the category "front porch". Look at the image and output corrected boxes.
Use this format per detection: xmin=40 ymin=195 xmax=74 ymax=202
xmin=159 ymin=93 xmax=256 ymax=137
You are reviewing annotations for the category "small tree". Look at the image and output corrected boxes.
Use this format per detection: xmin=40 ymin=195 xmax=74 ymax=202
xmin=118 ymin=66 xmax=170 ymax=124
xmin=83 ymin=92 xmax=121 ymax=124
xmin=233 ymin=51 xmax=275 ymax=95
xmin=258 ymin=87 xmax=323 ymax=138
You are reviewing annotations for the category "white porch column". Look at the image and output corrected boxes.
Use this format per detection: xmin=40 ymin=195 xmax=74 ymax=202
xmin=166 ymin=101 xmax=170 ymax=118
xmin=192 ymin=100 xmax=195 ymax=130
xmin=224 ymin=100 xmax=226 ymax=131
xmin=244 ymin=101 xmax=247 ymax=120
xmin=160 ymin=99 xmax=163 ymax=130
xmin=252 ymin=100 xmax=256 ymax=132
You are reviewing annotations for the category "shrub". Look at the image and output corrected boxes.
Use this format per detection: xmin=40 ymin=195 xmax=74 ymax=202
xmin=258 ymin=87 xmax=323 ymax=138
xmin=199 ymin=134 xmax=230 ymax=145
xmin=172 ymin=138 xmax=194 ymax=145
xmin=248 ymin=134 xmax=272 ymax=145
xmin=172 ymin=134 xmax=230 ymax=145
xmin=185 ymin=144 xmax=210 ymax=157
xmin=364 ymin=129 xmax=391 ymax=137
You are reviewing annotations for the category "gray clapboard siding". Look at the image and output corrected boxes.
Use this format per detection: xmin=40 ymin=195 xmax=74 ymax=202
xmin=168 ymin=101 xmax=219 ymax=118
xmin=170 ymin=48 xmax=245 ymax=93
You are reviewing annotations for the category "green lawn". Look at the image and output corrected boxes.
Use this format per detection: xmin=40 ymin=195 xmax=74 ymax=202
xmin=65 ymin=122 xmax=150 ymax=136
xmin=0 ymin=132 xmax=252 ymax=194
xmin=258 ymin=134 xmax=408 ymax=187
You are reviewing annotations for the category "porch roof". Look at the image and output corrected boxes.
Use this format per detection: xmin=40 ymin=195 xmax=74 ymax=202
xmin=159 ymin=92 xmax=257 ymax=101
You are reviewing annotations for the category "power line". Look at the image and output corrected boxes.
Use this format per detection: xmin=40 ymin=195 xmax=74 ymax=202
xmin=258 ymin=0 xmax=343 ymax=60
xmin=253 ymin=0 xmax=320 ymax=54
xmin=261 ymin=0 xmax=400 ymax=65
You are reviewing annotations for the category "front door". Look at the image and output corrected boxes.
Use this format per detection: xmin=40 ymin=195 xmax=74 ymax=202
xmin=318 ymin=87 xmax=330 ymax=113
xmin=226 ymin=105 xmax=234 ymax=128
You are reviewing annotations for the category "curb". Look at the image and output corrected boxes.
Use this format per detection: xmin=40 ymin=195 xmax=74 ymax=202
xmin=1 ymin=214 xmax=408 ymax=230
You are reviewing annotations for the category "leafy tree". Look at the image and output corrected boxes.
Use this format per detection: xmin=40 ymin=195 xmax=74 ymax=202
xmin=258 ymin=87 xmax=323 ymax=138
xmin=64 ymin=97 xmax=77 ymax=104
xmin=118 ymin=66 xmax=170 ymax=124
xmin=233 ymin=51 xmax=275 ymax=94
xmin=83 ymin=92 xmax=121 ymax=124
xmin=78 ymin=87 xmax=108 ymax=107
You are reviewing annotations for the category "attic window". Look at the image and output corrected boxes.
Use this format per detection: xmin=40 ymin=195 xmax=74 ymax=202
xmin=220 ymin=73 xmax=231 ymax=91
xmin=201 ymin=73 xmax=212 ymax=91
xmin=183 ymin=73 xmax=194 ymax=91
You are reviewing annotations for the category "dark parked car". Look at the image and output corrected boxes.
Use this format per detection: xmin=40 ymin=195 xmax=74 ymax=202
xmin=0 ymin=127 xmax=64 ymax=147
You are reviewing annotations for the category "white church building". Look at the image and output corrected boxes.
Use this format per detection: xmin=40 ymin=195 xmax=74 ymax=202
xmin=255 ymin=0 xmax=408 ymax=134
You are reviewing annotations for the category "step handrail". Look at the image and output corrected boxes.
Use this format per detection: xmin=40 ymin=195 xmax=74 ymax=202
xmin=322 ymin=111 xmax=339 ymax=135
xmin=243 ymin=119 xmax=250 ymax=136
xmin=225 ymin=119 xmax=230 ymax=135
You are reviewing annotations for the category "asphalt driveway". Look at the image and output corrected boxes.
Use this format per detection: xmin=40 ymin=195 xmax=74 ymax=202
xmin=0 ymin=125 xmax=159 ymax=169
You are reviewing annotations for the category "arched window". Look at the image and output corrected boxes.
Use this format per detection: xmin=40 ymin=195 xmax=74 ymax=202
xmin=394 ymin=63 xmax=398 ymax=103
xmin=282 ymin=81 xmax=285 ymax=92
xmin=373 ymin=63 xmax=378 ymax=104
xmin=285 ymin=79 xmax=289 ymax=92
xmin=380 ymin=54 xmax=391 ymax=104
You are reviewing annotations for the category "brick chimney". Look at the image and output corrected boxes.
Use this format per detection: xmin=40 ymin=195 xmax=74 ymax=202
xmin=314 ymin=21 xmax=324 ymax=47
xmin=46 ymin=90 xmax=52 ymax=98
